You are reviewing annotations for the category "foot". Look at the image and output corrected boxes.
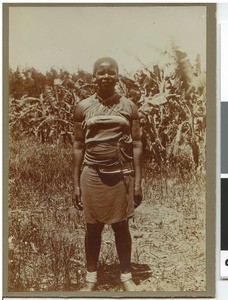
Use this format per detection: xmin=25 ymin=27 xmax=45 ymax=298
xmin=80 ymin=282 xmax=96 ymax=291
xmin=123 ymin=279 xmax=137 ymax=291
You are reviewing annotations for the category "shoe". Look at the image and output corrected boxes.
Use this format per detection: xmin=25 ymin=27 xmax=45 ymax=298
xmin=123 ymin=279 xmax=137 ymax=291
xmin=80 ymin=282 xmax=96 ymax=291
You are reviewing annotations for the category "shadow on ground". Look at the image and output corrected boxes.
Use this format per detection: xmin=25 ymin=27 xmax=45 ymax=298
xmin=96 ymin=263 xmax=152 ymax=291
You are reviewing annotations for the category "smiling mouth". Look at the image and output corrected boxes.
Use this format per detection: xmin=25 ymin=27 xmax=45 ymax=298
xmin=101 ymin=81 xmax=113 ymax=85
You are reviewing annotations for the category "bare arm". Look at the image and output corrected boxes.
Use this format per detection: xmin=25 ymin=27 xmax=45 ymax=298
xmin=132 ymin=120 xmax=142 ymax=186
xmin=131 ymin=120 xmax=143 ymax=207
xmin=72 ymin=122 xmax=85 ymax=210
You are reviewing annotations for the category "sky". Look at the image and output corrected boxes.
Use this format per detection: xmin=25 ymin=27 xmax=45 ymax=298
xmin=9 ymin=5 xmax=206 ymax=75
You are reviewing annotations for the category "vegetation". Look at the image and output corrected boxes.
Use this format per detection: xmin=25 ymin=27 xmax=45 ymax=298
xmin=8 ymin=47 xmax=206 ymax=292
xmin=9 ymin=47 xmax=206 ymax=172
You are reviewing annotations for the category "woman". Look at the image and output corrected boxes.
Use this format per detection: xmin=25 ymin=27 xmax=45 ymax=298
xmin=72 ymin=57 xmax=142 ymax=291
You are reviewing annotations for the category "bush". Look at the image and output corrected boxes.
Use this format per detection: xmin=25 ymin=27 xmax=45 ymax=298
xmin=9 ymin=46 xmax=206 ymax=172
xmin=9 ymin=137 xmax=73 ymax=210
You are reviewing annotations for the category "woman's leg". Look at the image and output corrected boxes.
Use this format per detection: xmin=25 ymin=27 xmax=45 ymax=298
xmin=80 ymin=222 xmax=104 ymax=291
xmin=85 ymin=222 xmax=104 ymax=272
xmin=112 ymin=220 xmax=136 ymax=291
xmin=111 ymin=220 xmax=136 ymax=291
xmin=111 ymin=220 xmax=131 ymax=274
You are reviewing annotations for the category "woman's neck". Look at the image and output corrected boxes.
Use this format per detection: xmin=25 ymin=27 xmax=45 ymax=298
xmin=97 ymin=88 xmax=115 ymax=101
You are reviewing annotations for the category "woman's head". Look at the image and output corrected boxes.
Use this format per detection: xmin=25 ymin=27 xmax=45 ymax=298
xmin=93 ymin=57 xmax=119 ymax=75
xmin=93 ymin=57 xmax=119 ymax=94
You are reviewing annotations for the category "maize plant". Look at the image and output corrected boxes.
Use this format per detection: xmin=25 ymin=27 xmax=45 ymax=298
xmin=9 ymin=47 xmax=206 ymax=171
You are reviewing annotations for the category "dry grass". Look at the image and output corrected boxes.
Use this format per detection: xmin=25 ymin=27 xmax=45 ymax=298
xmin=8 ymin=137 xmax=206 ymax=292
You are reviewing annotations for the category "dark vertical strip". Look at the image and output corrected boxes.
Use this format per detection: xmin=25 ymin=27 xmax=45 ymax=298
xmin=221 ymin=179 xmax=228 ymax=250
xmin=221 ymin=103 xmax=228 ymax=173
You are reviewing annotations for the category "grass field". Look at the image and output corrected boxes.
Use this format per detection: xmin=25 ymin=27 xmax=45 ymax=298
xmin=8 ymin=137 xmax=206 ymax=292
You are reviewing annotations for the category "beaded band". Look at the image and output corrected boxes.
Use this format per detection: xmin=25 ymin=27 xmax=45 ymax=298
xmin=120 ymin=272 xmax=132 ymax=282
xmin=85 ymin=271 xmax=97 ymax=283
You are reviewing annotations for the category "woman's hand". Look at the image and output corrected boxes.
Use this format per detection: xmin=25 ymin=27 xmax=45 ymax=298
xmin=134 ymin=185 xmax=142 ymax=208
xmin=72 ymin=187 xmax=83 ymax=211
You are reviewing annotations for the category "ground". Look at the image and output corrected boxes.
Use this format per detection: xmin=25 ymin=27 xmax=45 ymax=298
xmin=8 ymin=139 xmax=206 ymax=293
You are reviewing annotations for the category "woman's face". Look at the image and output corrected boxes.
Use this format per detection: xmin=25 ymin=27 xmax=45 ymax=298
xmin=94 ymin=62 xmax=118 ymax=91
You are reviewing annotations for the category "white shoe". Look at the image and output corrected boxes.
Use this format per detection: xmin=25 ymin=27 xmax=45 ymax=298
xmin=123 ymin=279 xmax=137 ymax=291
xmin=80 ymin=282 xmax=96 ymax=291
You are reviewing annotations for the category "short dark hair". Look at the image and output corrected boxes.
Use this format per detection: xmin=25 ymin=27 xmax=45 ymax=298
xmin=93 ymin=57 xmax=119 ymax=75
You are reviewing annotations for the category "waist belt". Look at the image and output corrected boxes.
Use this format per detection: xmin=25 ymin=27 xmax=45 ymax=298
xmin=86 ymin=162 xmax=134 ymax=175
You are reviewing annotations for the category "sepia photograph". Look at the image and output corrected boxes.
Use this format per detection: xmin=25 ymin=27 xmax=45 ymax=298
xmin=4 ymin=3 xmax=216 ymax=297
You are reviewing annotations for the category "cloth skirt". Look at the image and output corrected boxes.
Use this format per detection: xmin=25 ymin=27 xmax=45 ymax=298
xmin=80 ymin=165 xmax=134 ymax=224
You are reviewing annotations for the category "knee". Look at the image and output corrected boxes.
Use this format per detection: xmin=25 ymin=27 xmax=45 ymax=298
xmin=111 ymin=220 xmax=129 ymax=235
xmin=86 ymin=223 xmax=104 ymax=237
